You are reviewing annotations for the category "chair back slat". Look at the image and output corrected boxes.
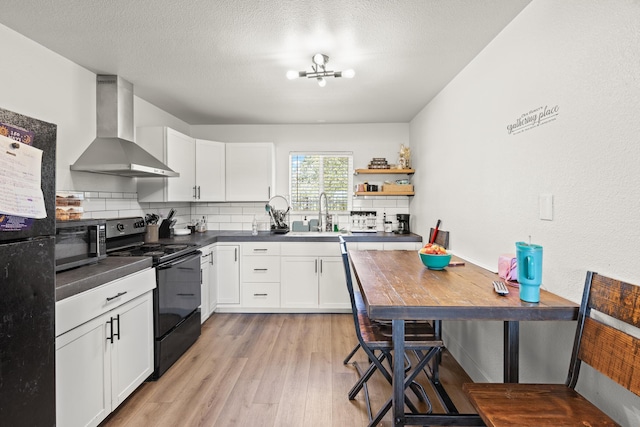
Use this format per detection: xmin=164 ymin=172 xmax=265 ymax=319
xmin=571 ymin=272 xmax=640 ymax=397
xmin=578 ymin=316 xmax=640 ymax=397
xmin=588 ymin=274 xmax=640 ymax=329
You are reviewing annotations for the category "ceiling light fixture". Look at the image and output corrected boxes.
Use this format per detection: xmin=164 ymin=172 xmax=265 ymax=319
xmin=287 ymin=53 xmax=355 ymax=87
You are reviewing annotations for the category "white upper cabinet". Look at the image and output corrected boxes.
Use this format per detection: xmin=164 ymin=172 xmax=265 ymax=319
xmin=195 ymin=139 xmax=225 ymax=201
xmin=136 ymin=127 xmax=225 ymax=202
xmin=225 ymin=142 xmax=275 ymax=201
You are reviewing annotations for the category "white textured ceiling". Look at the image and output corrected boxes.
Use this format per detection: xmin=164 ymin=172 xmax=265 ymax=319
xmin=1 ymin=0 xmax=531 ymax=125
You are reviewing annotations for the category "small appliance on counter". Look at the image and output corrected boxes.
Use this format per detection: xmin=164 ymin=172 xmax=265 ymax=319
xmin=395 ymin=213 xmax=411 ymax=234
xmin=55 ymin=218 xmax=107 ymax=272
xmin=350 ymin=211 xmax=377 ymax=232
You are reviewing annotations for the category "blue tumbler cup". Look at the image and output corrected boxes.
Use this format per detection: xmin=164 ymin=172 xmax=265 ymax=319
xmin=516 ymin=242 xmax=543 ymax=302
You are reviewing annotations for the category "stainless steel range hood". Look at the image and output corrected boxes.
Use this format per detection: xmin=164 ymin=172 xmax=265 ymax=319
xmin=71 ymin=75 xmax=179 ymax=178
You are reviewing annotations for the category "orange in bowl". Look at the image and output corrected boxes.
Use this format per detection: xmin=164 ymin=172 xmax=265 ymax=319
xmin=418 ymin=243 xmax=451 ymax=270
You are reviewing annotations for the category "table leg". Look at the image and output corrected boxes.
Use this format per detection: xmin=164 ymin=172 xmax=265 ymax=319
xmin=392 ymin=319 xmax=405 ymax=426
xmin=504 ymin=321 xmax=519 ymax=383
xmin=432 ymin=320 xmax=441 ymax=382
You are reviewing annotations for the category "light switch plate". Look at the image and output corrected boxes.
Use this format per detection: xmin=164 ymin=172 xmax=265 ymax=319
xmin=539 ymin=194 xmax=553 ymax=221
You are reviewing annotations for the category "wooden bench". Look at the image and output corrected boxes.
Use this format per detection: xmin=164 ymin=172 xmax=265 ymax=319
xmin=463 ymin=271 xmax=640 ymax=427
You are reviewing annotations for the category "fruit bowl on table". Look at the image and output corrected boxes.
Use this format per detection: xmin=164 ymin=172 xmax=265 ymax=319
xmin=418 ymin=244 xmax=451 ymax=270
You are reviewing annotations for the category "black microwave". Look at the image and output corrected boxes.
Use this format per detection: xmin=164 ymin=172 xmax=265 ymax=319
xmin=55 ymin=218 xmax=107 ymax=272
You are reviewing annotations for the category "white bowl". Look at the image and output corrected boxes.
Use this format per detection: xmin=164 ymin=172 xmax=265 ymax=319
xmin=173 ymin=228 xmax=191 ymax=236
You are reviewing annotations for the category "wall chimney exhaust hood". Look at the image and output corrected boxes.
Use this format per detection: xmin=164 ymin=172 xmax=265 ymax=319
xmin=71 ymin=75 xmax=179 ymax=178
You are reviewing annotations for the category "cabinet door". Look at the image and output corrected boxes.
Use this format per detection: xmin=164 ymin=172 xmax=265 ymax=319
xmin=225 ymin=143 xmax=274 ymax=201
xmin=166 ymin=128 xmax=196 ymax=201
xmin=136 ymin=127 xmax=196 ymax=202
xmin=111 ymin=291 xmax=154 ymax=409
xmin=281 ymin=256 xmax=318 ymax=308
xmin=195 ymin=139 xmax=225 ymax=201
xmin=216 ymin=245 xmax=240 ymax=304
xmin=318 ymin=256 xmax=350 ymax=309
xmin=56 ymin=315 xmax=111 ymax=427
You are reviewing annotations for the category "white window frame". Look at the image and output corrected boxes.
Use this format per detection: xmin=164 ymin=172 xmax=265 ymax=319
xmin=289 ymin=151 xmax=353 ymax=213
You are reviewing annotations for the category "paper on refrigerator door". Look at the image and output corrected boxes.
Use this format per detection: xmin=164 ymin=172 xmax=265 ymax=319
xmin=0 ymin=134 xmax=46 ymax=219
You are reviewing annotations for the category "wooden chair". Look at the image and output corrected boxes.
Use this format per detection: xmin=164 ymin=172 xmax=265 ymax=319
xmin=463 ymin=271 xmax=640 ymax=426
xmin=339 ymin=237 xmax=444 ymax=426
xmin=429 ymin=228 xmax=449 ymax=248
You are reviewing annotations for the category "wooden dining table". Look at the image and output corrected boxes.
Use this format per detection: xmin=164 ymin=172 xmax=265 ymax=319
xmin=349 ymin=249 xmax=579 ymax=427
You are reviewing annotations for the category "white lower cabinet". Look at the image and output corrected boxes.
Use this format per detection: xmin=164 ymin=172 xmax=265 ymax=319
xmin=241 ymin=242 xmax=281 ymax=308
xmin=212 ymin=240 xmax=418 ymax=312
xmin=56 ymin=269 xmax=155 ymax=427
xmin=318 ymin=256 xmax=350 ymax=309
xmin=216 ymin=244 xmax=240 ymax=305
xmin=281 ymin=256 xmax=318 ymax=308
xmin=280 ymin=242 xmax=350 ymax=310
xmin=56 ymin=314 xmax=110 ymax=427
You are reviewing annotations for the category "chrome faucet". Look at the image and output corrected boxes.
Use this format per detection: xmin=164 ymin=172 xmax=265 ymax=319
xmin=318 ymin=192 xmax=332 ymax=232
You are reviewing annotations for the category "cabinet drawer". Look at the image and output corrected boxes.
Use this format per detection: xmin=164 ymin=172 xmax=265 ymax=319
xmin=242 ymin=283 xmax=280 ymax=307
xmin=242 ymin=256 xmax=280 ymax=282
xmin=242 ymin=242 xmax=281 ymax=256
xmin=56 ymin=268 xmax=155 ymax=337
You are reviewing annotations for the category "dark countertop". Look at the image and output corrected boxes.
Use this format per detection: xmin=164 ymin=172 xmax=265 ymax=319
xmin=55 ymin=257 xmax=152 ymax=302
xmin=55 ymin=231 xmax=422 ymax=302
xmin=157 ymin=230 xmax=423 ymax=246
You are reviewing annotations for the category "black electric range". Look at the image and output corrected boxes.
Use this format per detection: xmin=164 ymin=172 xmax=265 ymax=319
xmin=105 ymin=217 xmax=202 ymax=379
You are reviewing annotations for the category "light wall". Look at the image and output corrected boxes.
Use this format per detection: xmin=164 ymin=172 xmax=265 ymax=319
xmin=0 ymin=23 xmax=191 ymax=193
xmin=410 ymin=1 xmax=640 ymax=424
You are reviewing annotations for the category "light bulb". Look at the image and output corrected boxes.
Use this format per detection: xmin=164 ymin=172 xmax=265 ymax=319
xmin=317 ymin=77 xmax=326 ymax=87
xmin=342 ymin=69 xmax=355 ymax=79
xmin=286 ymin=70 xmax=300 ymax=80
xmin=313 ymin=53 xmax=327 ymax=66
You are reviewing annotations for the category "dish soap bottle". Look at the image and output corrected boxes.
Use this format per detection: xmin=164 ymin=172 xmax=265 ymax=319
xmin=252 ymin=216 xmax=258 ymax=235
xmin=197 ymin=216 xmax=207 ymax=232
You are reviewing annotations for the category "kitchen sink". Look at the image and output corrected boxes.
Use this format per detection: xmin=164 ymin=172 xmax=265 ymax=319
xmin=286 ymin=231 xmax=351 ymax=237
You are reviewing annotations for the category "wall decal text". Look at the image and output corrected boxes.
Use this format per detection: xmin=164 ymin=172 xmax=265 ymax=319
xmin=507 ymin=104 xmax=559 ymax=135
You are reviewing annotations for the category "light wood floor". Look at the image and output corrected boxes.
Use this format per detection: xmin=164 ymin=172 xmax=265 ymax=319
xmin=101 ymin=313 xmax=477 ymax=427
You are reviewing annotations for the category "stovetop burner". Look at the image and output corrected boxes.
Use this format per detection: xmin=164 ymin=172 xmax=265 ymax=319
xmin=105 ymin=217 xmax=200 ymax=266
xmin=145 ymin=251 xmax=166 ymax=258
xmin=107 ymin=242 xmax=199 ymax=265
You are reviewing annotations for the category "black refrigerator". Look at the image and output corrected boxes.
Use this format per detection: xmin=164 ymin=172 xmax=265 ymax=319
xmin=0 ymin=107 xmax=57 ymax=425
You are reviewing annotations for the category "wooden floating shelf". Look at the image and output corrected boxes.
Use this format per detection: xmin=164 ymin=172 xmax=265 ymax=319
xmin=354 ymin=168 xmax=415 ymax=175
xmin=354 ymin=191 xmax=415 ymax=196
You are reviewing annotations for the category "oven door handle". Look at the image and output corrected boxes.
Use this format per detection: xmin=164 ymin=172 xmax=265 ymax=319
xmin=156 ymin=252 xmax=201 ymax=270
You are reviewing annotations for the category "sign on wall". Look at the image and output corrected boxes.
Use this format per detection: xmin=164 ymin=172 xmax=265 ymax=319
xmin=507 ymin=104 xmax=559 ymax=135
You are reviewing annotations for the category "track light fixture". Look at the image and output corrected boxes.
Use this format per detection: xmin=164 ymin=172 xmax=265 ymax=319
xmin=287 ymin=53 xmax=355 ymax=87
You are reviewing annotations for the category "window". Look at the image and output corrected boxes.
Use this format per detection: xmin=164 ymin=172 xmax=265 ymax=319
xmin=289 ymin=152 xmax=353 ymax=212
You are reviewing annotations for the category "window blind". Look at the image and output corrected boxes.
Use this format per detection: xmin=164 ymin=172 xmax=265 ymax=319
xmin=289 ymin=152 xmax=353 ymax=212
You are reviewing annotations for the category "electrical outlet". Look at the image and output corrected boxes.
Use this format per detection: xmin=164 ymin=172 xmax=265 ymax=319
xmin=539 ymin=194 xmax=553 ymax=221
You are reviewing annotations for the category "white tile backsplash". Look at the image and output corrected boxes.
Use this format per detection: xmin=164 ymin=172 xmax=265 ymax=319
xmin=65 ymin=190 xmax=411 ymax=232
